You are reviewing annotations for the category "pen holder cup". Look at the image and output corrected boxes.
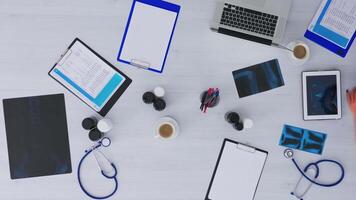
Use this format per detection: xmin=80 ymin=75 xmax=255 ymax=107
xmin=200 ymin=90 xmax=220 ymax=108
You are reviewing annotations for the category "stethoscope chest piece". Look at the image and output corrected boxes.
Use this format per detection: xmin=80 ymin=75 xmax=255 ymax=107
xmin=284 ymin=148 xmax=294 ymax=159
xmin=100 ymin=137 xmax=111 ymax=147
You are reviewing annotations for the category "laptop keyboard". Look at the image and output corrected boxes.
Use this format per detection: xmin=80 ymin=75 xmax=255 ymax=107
xmin=220 ymin=3 xmax=279 ymax=37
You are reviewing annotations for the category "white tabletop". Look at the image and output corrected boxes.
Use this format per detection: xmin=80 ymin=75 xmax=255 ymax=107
xmin=0 ymin=0 xmax=355 ymax=199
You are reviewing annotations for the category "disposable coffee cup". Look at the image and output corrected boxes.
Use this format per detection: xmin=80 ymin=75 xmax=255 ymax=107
xmin=287 ymin=41 xmax=310 ymax=65
xmin=155 ymin=117 xmax=179 ymax=140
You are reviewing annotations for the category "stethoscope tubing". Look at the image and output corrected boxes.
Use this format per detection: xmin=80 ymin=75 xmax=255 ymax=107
xmin=291 ymin=158 xmax=345 ymax=187
xmin=77 ymin=142 xmax=118 ymax=199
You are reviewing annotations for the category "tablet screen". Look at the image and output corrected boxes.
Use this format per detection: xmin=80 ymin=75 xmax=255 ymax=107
xmin=50 ymin=40 xmax=127 ymax=112
xmin=306 ymin=75 xmax=338 ymax=115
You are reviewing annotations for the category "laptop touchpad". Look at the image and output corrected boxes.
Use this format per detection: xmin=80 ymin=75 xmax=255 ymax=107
xmin=244 ymin=0 xmax=266 ymax=7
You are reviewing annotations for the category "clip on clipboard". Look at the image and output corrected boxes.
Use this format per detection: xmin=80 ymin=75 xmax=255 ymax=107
xmin=117 ymin=0 xmax=180 ymax=73
xmin=205 ymin=139 xmax=268 ymax=200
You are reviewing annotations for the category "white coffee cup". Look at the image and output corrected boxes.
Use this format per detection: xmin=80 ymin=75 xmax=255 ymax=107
xmin=155 ymin=116 xmax=179 ymax=140
xmin=287 ymin=41 xmax=310 ymax=65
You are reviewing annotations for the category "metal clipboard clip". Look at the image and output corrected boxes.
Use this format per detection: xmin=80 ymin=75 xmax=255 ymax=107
xmin=237 ymin=143 xmax=256 ymax=153
xmin=130 ymin=59 xmax=150 ymax=70
xmin=56 ymin=48 xmax=72 ymax=66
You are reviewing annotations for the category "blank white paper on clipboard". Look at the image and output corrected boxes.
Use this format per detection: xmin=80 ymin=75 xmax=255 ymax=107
xmin=118 ymin=0 xmax=180 ymax=73
xmin=206 ymin=139 xmax=268 ymax=200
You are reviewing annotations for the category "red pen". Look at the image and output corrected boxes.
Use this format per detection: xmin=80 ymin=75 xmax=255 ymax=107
xmin=203 ymin=88 xmax=213 ymax=113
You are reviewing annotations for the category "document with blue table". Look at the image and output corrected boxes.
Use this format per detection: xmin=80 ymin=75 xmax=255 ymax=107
xmin=49 ymin=38 xmax=132 ymax=116
xmin=305 ymin=0 xmax=356 ymax=57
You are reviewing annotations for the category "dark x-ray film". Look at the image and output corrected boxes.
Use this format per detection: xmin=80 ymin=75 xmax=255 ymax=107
xmin=3 ymin=94 xmax=72 ymax=179
xmin=232 ymin=59 xmax=284 ymax=98
xmin=279 ymin=124 xmax=327 ymax=155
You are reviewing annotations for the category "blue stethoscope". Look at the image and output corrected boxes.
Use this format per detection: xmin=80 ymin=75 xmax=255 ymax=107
xmin=77 ymin=137 xmax=119 ymax=199
xmin=284 ymin=149 xmax=345 ymax=200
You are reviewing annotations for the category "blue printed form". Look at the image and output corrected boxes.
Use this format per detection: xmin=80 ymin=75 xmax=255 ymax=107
xmin=50 ymin=41 xmax=126 ymax=111
xmin=54 ymin=69 xmax=123 ymax=108
xmin=312 ymin=0 xmax=355 ymax=47
xmin=305 ymin=0 xmax=356 ymax=57
xmin=279 ymin=125 xmax=327 ymax=155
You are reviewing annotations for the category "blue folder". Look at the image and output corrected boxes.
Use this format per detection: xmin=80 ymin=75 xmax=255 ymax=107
xmin=117 ymin=0 xmax=180 ymax=73
xmin=304 ymin=0 xmax=356 ymax=58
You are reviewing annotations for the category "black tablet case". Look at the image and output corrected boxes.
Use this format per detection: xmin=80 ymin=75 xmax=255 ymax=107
xmin=3 ymin=94 xmax=72 ymax=179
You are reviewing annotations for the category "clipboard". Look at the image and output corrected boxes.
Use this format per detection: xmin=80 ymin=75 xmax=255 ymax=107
xmin=205 ymin=139 xmax=268 ymax=200
xmin=117 ymin=0 xmax=180 ymax=73
xmin=304 ymin=0 xmax=356 ymax=58
xmin=49 ymin=38 xmax=132 ymax=116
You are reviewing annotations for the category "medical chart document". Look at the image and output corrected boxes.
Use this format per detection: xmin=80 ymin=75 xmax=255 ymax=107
xmin=49 ymin=39 xmax=131 ymax=116
xmin=321 ymin=0 xmax=356 ymax=39
xmin=308 ymin=0 xmax=356 ymax=48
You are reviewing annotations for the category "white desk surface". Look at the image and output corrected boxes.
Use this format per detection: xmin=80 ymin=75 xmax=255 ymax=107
xmin=0 ymin=0 xmax=355 ymax=199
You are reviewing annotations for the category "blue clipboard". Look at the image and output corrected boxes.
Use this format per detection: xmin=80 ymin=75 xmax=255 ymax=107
xmin=117 ymin=0 xmax=180 ymax=73
xmin=304 ymin=0 xmax=356 ymax=58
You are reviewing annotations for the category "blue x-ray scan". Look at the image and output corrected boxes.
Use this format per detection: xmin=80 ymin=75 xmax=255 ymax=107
xmin=279 ymin=124 xmax=327 ymax=155
xmin=232 ymin=59 xmax=284 ymax=98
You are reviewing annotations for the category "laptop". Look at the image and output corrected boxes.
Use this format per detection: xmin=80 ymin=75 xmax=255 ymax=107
xmin=211 ymin=0 xmax=292 ymax=46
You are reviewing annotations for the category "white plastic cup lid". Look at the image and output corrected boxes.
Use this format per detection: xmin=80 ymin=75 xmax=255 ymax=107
xmin=243 ymin=118 xmax=253 ymax=129
xmin=97 ymin=119 xmax=113 ymax=133
xmin=154 ymin=86 xmax=165 ymax=98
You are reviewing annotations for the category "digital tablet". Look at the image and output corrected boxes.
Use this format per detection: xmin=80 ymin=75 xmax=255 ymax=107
xmin=49 ymin=38 xmax=132 ymax=116
xmin=302 ymin=71 xmax=341 ymax=120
